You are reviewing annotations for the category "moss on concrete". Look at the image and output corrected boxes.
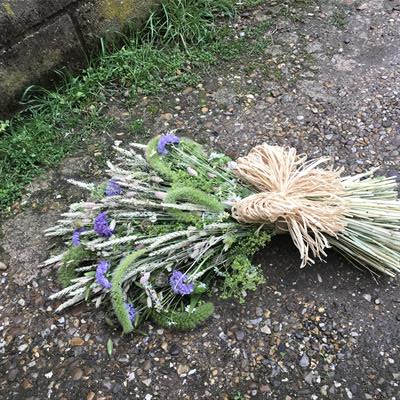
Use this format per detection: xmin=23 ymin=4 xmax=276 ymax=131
xmin=0 ymin=48 xmax=62 ymax=100
xmin=2 ymin=1 xmax=15 ymax=17
xmin=102 ymin=0 xmax=134 ymax=24
xmin=0 ymin=70 xmax=28 ymax=95
xmin=102 ymin=0 xmax=158 ymax=25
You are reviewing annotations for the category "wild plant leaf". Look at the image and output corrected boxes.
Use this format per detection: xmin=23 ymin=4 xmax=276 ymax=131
xmin=106 ymin=338 xmax=113 ymax=356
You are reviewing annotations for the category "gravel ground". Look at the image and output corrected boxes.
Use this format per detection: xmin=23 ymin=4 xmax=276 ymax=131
xmin=1 ymin=1 xmax=399 ymax=399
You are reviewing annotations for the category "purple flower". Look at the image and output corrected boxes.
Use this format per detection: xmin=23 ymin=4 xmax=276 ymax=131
xmin=125 ymin=303 xmax=136 ymax=322
xmin=157 ymin=134 xmax=180 ymax=155
xmin=93 ymin=211 xmax=114 ymax=237
xmin=169 ymin=270 xmax=194 ymax=295
xmin=72 ymin=227 xmax=86 ymax=246
xmin=95 ymin=260 xmax=111 ymax=289
xmin=105 ymin=179 xmax=123 ymax=196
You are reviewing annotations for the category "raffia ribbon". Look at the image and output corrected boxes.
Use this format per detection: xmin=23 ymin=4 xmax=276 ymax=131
xmin=231 ymin=145 xmax=347 ymax=267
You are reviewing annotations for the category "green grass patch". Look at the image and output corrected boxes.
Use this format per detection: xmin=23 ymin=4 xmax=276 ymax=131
xmin=331 ymin=8 xmax=347 ymax=29
xmin=0 ymin=0 xmax=271 ymax=212
xmin=142 ymin=0 xmax=236 ymax=49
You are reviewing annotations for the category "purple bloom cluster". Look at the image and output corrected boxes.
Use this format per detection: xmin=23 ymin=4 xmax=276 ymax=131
xmin=157 ymin=133 xmax=180 ymax=155
xmin=169 ymin=270 xmax=194 ymax=295
xmin=93 ymin=211 xmax=114 ymax=237
xmin=105 ymin=179 xmax=123 ymax=196
xmin=125 ymin=303 xmax=136 ymax=322
xmin=95 ymin=260 xmax=112 ymax=289
xmin=72 ymin=227 xmax=86 ymax=246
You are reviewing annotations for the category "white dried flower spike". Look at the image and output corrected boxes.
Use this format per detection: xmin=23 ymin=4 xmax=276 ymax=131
xmin=198 ymin=283 xmax=207 ymax=289
xmin=154 ymin=191 xmax=167 ymax=201
xmin=186 ymin=167 xmax=198 ymax=177
xmin=66 ymin=179 xmax=95 ymax=191
xmin=140 ymin=272 xmax=151 ymax=285
xmin=224 ymin=194 xmax=242 ymax=207
xmin=151 ymin=176 xmax=164 ymax=183
xmin=109 ymin=219 xmax=117 ymax=232
xmin=209 ymin=152 xmax=225 ymax=160
xmin=227 ymin=161 xmax=238 ymax=170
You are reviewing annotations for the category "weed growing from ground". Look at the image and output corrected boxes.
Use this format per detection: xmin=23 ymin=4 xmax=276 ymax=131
xmin=331 ymin=8 xmax=347 ymax=29
xmin=130 ymin=118 xmax=146 ymax=136
xmin=141 ymin=0 xmax=236 ymax=50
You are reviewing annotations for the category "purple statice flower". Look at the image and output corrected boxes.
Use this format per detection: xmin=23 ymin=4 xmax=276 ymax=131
xmin=169 ymin=270 xmax=194 ymax=295
xmin=157 ymin=133 xmax=180 ymax=155
xmin=95 ymin=260 xmax=111 ymax=289
xmin=72 ymin=227 xmax=86 ymax=246
xmin=93 ymin=211 xmax=114 ymax=238
xmin=125 ymin=303 xmax=136 ymax=322
xmin=105 ymin=179 xmax=123 ymax=196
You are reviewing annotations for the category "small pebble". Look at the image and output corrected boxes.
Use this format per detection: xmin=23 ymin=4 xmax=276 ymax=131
xmin=261 ymin=325 xmax=271 ymax=335
xmin=86 ymin=392 xmax=95 ymax=400
xmin=70 ymin=337 xmax=85 ymax=346
xmin=363 ymin=294 xmax=372 ymax=302
xmin=169 ymin=343 xmax=180 ymax=356
xmin=235 ymin=330 xmax=245 ymax=341
xmin=299 ymin=354 xmax=310 ymax=368
xmin=72 ymin=368 xmax=83 ymax=381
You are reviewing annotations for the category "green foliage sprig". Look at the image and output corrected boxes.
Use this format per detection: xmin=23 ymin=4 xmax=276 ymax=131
xmin=58 ymin=246 xmax=91 ymax=288
xmin=91 ymin=182 xmax=107 ymax=200
xmin=58 ymin=263 xmax=78 ymax=288
xmin=235 ymin=231 xmax=271 ymax=258
xmin=220 ymin=231 xmax=271 ymax=302
xmin=220 ymin=254 xmax=265 ymax=303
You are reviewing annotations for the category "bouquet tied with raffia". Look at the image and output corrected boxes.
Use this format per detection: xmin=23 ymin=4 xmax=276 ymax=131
xmin=43 ymin=134 xmax=400 ymax=333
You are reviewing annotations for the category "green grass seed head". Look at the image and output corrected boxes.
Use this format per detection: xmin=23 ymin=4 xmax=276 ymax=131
xmin=151 ymin=301 xmax=214 ymax=331
xmin=110 ymin=249 xmax=147 ymax=334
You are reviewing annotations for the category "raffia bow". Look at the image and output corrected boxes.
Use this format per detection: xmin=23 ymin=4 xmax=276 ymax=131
xmin=231 ymin=145 xmax=347 ymax=267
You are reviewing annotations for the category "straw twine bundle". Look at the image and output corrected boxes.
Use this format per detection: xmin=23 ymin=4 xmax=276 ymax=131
xmin=231 ymin=144 xmax=400 ymax=273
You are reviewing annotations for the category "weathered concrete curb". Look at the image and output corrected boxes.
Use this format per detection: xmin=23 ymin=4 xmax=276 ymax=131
xmin=0 ymin=0 xmax=159 ymax=116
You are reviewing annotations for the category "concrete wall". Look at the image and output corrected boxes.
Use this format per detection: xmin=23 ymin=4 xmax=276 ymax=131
xmin=0 ymin=0 xmax=159 ymax=115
